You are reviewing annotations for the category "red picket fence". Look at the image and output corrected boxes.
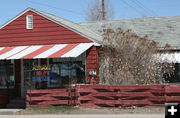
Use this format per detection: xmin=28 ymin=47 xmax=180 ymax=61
xmin=26 ymin=84 xmax=180 ymax=108
xmin=26 ymin=88 xmax=76 ymax=107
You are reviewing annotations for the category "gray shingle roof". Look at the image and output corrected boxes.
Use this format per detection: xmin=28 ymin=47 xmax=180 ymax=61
xmin=79 ymin=16 xmax=180 ymax=48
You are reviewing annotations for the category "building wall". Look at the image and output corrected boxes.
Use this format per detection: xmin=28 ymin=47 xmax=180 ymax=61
xmin=86 ymin=46 xmax=99 ymax=83
xmin=0 ymin=11 xmax=92 ymax=47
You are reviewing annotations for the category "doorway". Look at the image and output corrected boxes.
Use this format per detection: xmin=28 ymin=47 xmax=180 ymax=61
xmin=21 ymin=59 xmax=36 ymax=99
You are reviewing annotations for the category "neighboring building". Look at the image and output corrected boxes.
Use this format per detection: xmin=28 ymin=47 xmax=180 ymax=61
xmin=79 ymin=16 xmax=180 ymax=83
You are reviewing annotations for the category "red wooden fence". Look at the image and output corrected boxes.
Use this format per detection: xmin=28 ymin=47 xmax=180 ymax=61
xmin=165 ymin=85 xmax=180 ymax=103
xmin=76 ymin=85 xmax=165 ymax=107
xmin=26 ymin=88 xmax=76 ymax=107
xmin=26 ymin=84 xmax=180 ymax=108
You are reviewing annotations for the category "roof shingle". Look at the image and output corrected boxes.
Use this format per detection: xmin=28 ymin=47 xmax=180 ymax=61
xmin=79 ymin=16 xmax=180 ymax=48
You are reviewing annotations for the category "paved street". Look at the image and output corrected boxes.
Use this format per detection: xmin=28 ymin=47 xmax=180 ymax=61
xmin=0 ymin=114 xmax=164 ymax=118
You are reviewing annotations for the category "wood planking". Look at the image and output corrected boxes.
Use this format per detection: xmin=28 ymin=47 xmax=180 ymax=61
xmin=25 ymin=84 xmax=180 ymax=108
xmin=0 ymin=39 xmax=89 ymax=47
xmin=76 ymin=85 xmax=166 ymax=107
xmin=0 ymin=11 xmax=92 ymax=47
xmin=86 ymin=46 xmax=99 ymax=83
xmin=26 ymin=88 xmax=73 ymax=108
xmin=165 ymin=85 xmax=180 ymax=103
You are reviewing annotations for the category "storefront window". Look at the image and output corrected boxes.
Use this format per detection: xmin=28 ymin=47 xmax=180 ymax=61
xmin=49 ymin=62 xmax=85 ymax=87
xmin=49 ymin=54 xmax=86 ymax=88
xmin=0 ymin=60 xmax=14 ymax=88
xmin=23 ymin=53 xmax=86 ymax=89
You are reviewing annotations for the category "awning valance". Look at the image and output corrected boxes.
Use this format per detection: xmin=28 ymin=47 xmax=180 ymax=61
xmin=0 ymin=43 xmax=94 ymax=60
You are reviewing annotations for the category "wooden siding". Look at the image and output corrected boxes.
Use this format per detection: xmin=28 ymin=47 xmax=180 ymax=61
xmin=86 ymin=46 xmax=99 ymax=83
xmin=0 ymin=11 xmax=92 ymax=47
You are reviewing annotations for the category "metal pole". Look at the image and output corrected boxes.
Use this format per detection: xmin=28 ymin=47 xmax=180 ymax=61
xmin=102 ymin=0 xmax=105 ymax=20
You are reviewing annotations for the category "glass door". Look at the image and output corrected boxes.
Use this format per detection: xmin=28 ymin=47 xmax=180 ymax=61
xmin=21 ymin=59 xmax=39 ymax=99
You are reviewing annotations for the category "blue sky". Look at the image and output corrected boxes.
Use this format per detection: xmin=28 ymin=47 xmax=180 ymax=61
xmin=0 ymin=0 xmax=180 ymax=26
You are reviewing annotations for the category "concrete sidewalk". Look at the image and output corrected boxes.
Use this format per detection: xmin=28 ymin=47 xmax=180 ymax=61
xmin=0 ymin=114 xmax=164 ymax=118
xmin=0 ymin=109 xmax=22 ymax=115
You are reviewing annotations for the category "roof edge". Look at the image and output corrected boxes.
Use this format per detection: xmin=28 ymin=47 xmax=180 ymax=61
xmin=31 ymin=8 xmax=102 ymax=44
xmin=0 ymin=8 xmax=102 ymax=45
xmin=0 ymin=8 xmax=33 ymax=29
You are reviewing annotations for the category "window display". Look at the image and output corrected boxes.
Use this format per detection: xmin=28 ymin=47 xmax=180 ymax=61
xmin=24 ymin=59 xmax=38 ymax=86
xmin=48 ymin=54 xmax=86 ymax=88
xmin=24 ymin=59 xmax=50 ymax=89
xmin=49 ymin=61 xmax=85 ymax=88
xmin=23 ymin=53 xmax=86 ymax=89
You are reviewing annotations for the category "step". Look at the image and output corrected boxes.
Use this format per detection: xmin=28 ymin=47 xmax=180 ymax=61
xmin=6 ymin=104 xmax=25 ymax=109
xmin=9 ymin=99 xmax=25 ymax=104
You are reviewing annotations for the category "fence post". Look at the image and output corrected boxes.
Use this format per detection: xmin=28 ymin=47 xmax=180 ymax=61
xmin=73 ymin=85 xmax=76 ymax=106
xmin=70 ymin=85 xmax=76 ymax=106
xmin=68 ymin=88 xmax=71 ymax=106
xmin=164 ymin=85 xmax=166 ymax=103
xmin=117 ymin=87 xmax=121 ymax=108
xmin=76 ymin=85 xmax=80 ymax=106
xmin=26 ymin=90 xmax=30 ymax=108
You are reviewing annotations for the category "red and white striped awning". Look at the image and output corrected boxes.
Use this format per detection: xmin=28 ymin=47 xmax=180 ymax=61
xmin=0 ymin=43 xmax=94 ymax=60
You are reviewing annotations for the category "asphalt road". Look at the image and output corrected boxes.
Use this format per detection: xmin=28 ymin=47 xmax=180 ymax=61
xmin=0 ymin=114 xmax=164 ymax=118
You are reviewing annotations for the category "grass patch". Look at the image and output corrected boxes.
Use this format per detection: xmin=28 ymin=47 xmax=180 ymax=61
xmin=28 ymin=106 xmax=76 ymax=111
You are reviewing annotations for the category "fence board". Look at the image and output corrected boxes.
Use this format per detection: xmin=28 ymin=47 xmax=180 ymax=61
xmin=26 ymin=88 xmax=71 ymax=107
xmin=37 ymin=100 xmax=69 ymax=105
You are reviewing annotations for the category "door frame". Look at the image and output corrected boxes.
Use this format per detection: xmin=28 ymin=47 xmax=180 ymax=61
xmin=21 ymin=59 xmax=24 ymax=99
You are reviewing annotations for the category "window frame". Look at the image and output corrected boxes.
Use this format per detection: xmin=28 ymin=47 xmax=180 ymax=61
xmin=48 ymin=55 xmax=86 ymax=87
xmin=26 ymin=15 xmax=33 ymax=29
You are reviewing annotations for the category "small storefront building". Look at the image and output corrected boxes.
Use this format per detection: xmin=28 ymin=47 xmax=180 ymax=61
xmin=0 ymin=8 xmax=101 ymax=108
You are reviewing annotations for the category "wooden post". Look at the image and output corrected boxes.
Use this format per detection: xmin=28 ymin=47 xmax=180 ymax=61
xmin=102 ymin=0 xmax=105 ymax=20
xmin=164 ymin=85 xmax=166 ymax=103
xmin=76 ymin=85 xmax=81 ymax=106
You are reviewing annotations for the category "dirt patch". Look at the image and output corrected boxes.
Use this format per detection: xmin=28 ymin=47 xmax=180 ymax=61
xmin=15 ymin=106 xmax=164 ymax=115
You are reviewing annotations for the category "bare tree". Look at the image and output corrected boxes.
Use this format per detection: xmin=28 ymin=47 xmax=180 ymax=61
xmin=141 ymin=13 xmax=147 ymax=18
xmin=100 ymin=28 xmax=171 ymax=85
xmin=85 ymin=0 xmax=114 ymax=21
